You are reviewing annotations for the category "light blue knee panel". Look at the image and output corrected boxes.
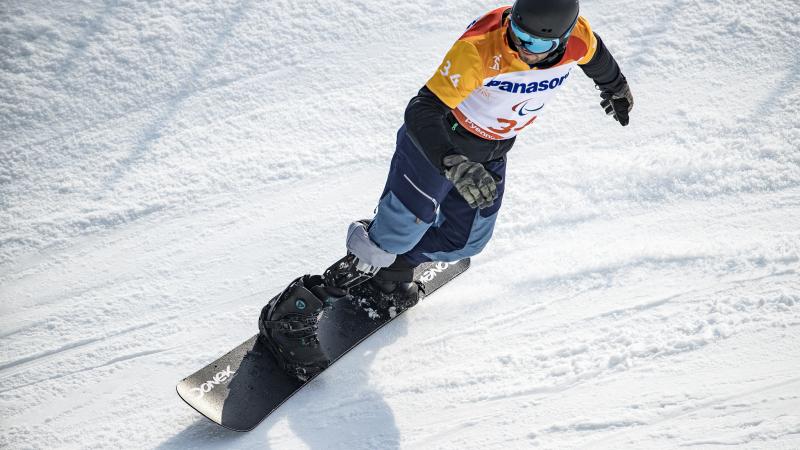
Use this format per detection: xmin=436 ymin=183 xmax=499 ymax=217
xmin=369 ymin=192 xmax=433 ymax=254
xmin=423 ymin=211 xmax=498 ymax=262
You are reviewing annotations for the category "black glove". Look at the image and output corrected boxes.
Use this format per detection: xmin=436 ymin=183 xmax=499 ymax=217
xmin=442 ymin=154 xmax=499 ymax=210
xmin=600 ymin=81 xmax=633 ymax=126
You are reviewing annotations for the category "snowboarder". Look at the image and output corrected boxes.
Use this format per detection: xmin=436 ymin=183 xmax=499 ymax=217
xmin=260 ymin=0 xmax=633 ymax=381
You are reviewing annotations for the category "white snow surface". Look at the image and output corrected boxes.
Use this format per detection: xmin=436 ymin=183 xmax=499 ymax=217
xmin=1 ymin=0 xmax=799 ymax=447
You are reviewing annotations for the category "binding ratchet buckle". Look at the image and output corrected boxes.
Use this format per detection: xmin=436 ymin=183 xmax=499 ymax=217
xmin=323 ymin=253 xmax=377 ymax=290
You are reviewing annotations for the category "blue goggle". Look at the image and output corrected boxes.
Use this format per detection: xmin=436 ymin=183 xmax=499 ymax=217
xmin=509 ymin=17 xmax=577 ymax=54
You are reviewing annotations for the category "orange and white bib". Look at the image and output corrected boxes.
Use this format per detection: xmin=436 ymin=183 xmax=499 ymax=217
xmin=426 ymin=7 xmax=598 ymax=141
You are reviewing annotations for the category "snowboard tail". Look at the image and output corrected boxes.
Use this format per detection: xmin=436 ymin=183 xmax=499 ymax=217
xmin=176 ymin=258 xmax=470 ymax=431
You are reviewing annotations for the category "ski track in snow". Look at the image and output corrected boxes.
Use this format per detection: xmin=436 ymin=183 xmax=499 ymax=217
xmin=2 ymin=0 xmax=799 ymax=448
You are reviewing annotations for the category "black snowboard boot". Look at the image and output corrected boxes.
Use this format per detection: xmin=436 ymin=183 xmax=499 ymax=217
xmin=349 ymin=257 xmax=422 ymax=320
xmin=258 ymin=275 xmax=346 ymax=381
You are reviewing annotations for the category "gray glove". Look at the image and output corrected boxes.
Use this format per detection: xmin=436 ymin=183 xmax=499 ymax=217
xmin=600 ymin=81 xmax=633 ymax=126
xmin=442 ymin=154 xmax=499 ymax=210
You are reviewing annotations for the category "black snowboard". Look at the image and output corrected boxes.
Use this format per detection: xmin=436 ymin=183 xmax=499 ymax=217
xmin=176 ymin=258 xmax=470 ymax=431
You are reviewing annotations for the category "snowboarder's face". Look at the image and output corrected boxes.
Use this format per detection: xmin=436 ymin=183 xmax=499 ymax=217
xmin=507 ymin=24 xmax=552 ymax=65
xmin=516 ymin=44 xmax=551 ymax=64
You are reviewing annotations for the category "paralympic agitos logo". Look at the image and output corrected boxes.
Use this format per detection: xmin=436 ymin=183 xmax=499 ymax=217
xmin=484 ymin=72 xmax=569 ymax=94
xmin=512 ymin=99 xmax=544 ymax=116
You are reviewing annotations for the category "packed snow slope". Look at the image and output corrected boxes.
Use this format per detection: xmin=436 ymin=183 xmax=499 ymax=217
xmin=1 ymin=0 xmax=799 ymax=448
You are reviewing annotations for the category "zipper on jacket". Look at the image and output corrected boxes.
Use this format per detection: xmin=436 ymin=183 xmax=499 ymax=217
xmin=403 ymin=174 xmax=439 ymax=217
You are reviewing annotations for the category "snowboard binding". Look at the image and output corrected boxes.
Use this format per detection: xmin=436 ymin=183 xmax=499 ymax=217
xmin=259 ymin=250 xmax=420 ymax=381
xmin=258 ymin=275 xmax=347 ymax=381
xmin=349 ymin=262 xmax=423 ymax=320
xmin=323 ymin=253 xmax=377 ymax=289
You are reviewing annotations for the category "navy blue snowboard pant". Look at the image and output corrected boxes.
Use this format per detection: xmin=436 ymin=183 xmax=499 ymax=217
xmin=368 ymin=125 xmax=506 ymax=266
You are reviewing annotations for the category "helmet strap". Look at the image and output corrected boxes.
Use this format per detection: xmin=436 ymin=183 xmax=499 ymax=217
xmin=530 ymin=42 xmax=567 ymax=69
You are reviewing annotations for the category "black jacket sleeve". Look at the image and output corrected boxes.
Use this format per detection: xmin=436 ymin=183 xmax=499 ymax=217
xmin=403 ymin=86 xmax=457 ymax=172
xmin=580 ymin=32 xmax=627 ymax=93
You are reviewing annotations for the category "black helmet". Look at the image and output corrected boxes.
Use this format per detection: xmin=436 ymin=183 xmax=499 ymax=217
xmin=510 ymin=0 xmax=580 ymax=39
